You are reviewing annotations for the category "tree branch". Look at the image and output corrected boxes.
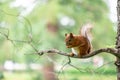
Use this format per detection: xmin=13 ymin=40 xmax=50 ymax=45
xmin=37 ymin=48 xmax=120 ymax=59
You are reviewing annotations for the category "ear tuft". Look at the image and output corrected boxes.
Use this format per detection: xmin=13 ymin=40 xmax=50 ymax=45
xmin=65 ymin=33 xmax=67 ymax=36
xmin=70 ymin=33 xmax=73 ymax=37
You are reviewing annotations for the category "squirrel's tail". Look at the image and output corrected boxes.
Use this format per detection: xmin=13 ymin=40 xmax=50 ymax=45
xmin=80 ymin=23 xmax=93 ymax=52
xmin=80 ymin=23 xmax=93 ymax=42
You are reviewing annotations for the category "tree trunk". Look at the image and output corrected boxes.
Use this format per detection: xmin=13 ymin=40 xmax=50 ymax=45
xmin=42 ymin=22 xmax=58 ymax=80
xmin=116 ymin=0 xmax=120 ymax=80
xmin=42 ymin=62 xmax=57 ymax=80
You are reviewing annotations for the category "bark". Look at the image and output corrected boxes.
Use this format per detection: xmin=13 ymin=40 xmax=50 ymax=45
xmin=116 ymin=0 xmax=120 ymax=80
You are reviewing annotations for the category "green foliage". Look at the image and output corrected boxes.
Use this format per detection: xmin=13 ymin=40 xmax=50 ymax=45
xmin=0 ymin=0 xmax=116 ymax=63
xmin=3 ymin=68 xmax=116 ymax=80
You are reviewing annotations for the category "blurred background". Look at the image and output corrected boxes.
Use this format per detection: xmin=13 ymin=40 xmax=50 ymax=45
xmin=0 ymin=0 xmax=117 ymax=80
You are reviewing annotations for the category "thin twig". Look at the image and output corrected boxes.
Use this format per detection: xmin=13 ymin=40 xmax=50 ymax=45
xmin=57 ymin=57 xmax=70 ymax=77
xmin=96 ymin=61 xmax=114 ymax=70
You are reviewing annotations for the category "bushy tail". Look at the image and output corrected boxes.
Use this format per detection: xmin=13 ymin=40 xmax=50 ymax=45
xmin=80 ymin=23 xmax=93 ymax=42
xmin=80 ymin=23 xmax=93 ymax=52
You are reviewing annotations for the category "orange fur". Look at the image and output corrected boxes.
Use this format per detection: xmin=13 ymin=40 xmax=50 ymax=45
xmin=65 ymin=33 xmax=91 ymax=57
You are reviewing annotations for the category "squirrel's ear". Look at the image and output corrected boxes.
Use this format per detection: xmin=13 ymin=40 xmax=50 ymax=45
xmin=65 ymin=33 xmax=67 ymax=36
xmin=70 ymin=33 xmax=73 ymax=37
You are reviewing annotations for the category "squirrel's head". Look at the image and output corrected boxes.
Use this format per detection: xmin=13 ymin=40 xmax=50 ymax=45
xmin=65 ymin=33 xmax=76 ymax=48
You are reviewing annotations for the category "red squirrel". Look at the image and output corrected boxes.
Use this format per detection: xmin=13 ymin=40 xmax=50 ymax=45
xmin=65 ymin=23 xmax=93 ymax=57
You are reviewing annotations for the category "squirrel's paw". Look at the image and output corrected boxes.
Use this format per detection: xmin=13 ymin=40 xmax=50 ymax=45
xmin=69 ymin=53 xmax=74 ymax=57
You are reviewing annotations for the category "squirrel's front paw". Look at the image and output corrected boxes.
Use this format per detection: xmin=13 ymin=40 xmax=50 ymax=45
xmin=69 ymin=53 xmax=74 ymax=57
